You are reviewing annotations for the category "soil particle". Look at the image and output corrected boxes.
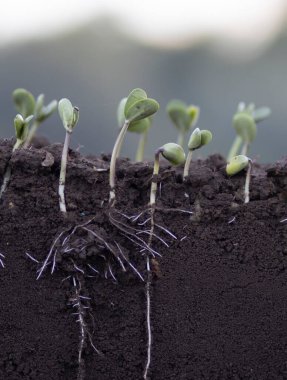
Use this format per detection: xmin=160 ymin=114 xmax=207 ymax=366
xmin=0 ymin=139 xmax=287 ymax=379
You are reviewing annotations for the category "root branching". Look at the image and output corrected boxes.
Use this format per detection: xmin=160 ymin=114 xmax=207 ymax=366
xmin=69 ymin=275 xmax=102 ymax=380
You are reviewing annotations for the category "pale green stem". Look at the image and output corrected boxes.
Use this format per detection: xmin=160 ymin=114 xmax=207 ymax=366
xmin=109 ymin=120 xmax=130 ymax=206
xmin=13 ymin=139 xmax=23 ymax=152
xmin=135 ymin=130 xmax=148 ymax=162
xmin=177 ymin=130 xmax=185 ymax=148
xmin=23 ymin=121 xmax=40 ymax=148
xmin=0 ymin=139 xmax=22 ymax=199
xmin=59 ymin=130 xmax=71 ymax=213
xmin=183 ymin=150 xmax=193 ymax=179
xmin=227 ymin=135 xmax=242 ymax=162
xmin=241 ymin=141 xmax=249 ymax=156
xmin=149 ymin=150 xmax=160 ymax=207
xmin=244 ymin=160 xmax=252 ymax=204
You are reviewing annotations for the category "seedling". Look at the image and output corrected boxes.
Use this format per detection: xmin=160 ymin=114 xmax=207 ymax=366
xmin=58 ymin=98 xmax=79 ymax=213
xmin=227 ymin=102 xmax=271 ymax=161
xmin=226 ymin=154 xmax=252 ymax=203
xmin=166 ymin=99 xmax=199 ymax=147
xmin=13 ymin=88 xmax=57 ymax=148
xmin=110 ymin=88 xmax=159 ymax=205
xmin=183 ymin=128 xmax=212 ymax=179
xmin=144 ymin=142 xmax=185 ymax=380
xmin=0 ymin=114 xmax=33 ymax=199
xmin=117 ymin=97 xmax=152 ymax=162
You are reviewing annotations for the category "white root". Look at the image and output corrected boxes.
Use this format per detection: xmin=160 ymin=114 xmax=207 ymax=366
xmin=143 ymin=256 xmax=152 ymax=380
xmin=0 ymin=164 xmax=12 ymax=200
xmin=71 ymin=276 xmax=102 ymax=380
xmin=244 ymin=160 xmax=252 ymax=204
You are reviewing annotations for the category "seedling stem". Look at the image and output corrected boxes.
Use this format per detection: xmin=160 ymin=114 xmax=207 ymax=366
xmin=183 ymin=150 xmax=193 ymax=179
xmin=135 ymin=129 xmax=148 ymax=162
xmin=23 ymin=121 xmax=40 ymax=148
xmin=244 ymin=160 xmax=252 ymax=203
xmin=109 ymin=120 xmax=130 ymax=205
xmin=227 ymin=135 xmax=242 ymax=162
xmin=58 ymin=98 xmax=79 ymax=213
xmin=149 ymin=149 xmax=161 ymax=207
xmin=177 ymin=128 xmax=185 ymax=148
xmin=59 ymin=131 xmax=72 ymax=212
xmin=241 ymin=142 xmax=249 ymax=156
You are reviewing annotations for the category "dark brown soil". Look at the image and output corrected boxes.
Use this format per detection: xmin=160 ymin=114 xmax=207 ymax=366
xmin=0 ymin=137 xmax=287 ymax=380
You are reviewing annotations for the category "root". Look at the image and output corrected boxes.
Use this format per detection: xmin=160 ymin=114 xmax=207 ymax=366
xmin=0 ymin=164 xmax=12 ymax=200
xmin=33 ymin=209 xmax=181 ymax=380
xmin=143 ymin=256 xmax=152 ymax=380
xmin=143 ymin=205 xmax=155 ymax=380
xmin=0 ymin=252 xmax=5 ymax=268
xmin=69 ymin=275 xmax=102 ymax=380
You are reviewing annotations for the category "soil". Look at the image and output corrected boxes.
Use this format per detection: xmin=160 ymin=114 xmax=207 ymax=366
xmin=0 ymin=137 xmax=287 ymax=380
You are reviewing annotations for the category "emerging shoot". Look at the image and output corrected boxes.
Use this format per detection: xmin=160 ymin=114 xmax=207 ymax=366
xmin=58 ymin=98 xmax=79 ymax=213
xmin=166 ymin=99 xmax=199 ymax=147
xmin=183 ymin=128 xmax=212 ymax=180
xmin=13 ymin=88 xmax=57 ymax=148
xmin=110 ymin=88 xmax=159 ymax=206
xmin=226 ymin=154 xmax=252 ymax=203
xmin=227 ymin=102 xmax=271 ymax=161
xmin=117 ymin=97 xmax=152 ymax=162
xmin=0 ymin=114 xmax=33 ymax=199
xmin=144 ymin=142 xmax=185 ymax=380
xmin=150 ymin=142 xmax=186 ymax=207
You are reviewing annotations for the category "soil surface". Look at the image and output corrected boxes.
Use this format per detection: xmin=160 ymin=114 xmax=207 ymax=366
xmin=0 ymin=137 xmax=287 ymax=380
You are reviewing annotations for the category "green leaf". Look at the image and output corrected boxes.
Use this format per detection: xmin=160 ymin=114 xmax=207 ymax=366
xmin=166 ymin=99 xmax=190 ymax=132
xmin=188 ymin=128 xmax=212 ymax=150
xmin=125 ymin=98 xmax=159 ymax=123
xmin=117 ymin=97 xmax=127 ymax=127
xmin=246 ymin=103 xmax=255 ymax=113
xmin=226 ymin=155 xmax=249 ymax=176
xmin=124 ymin=88 xmax=147 ymax=117
xmin=13 ymin=88 xmax=35 ymax=118
xmin=34 ymin=94 xmax=45 ymax=120
xmin=186 ymin=105 xmax=200 ymax=128
xmin=128 ymin=117 xmax=151 ymax=134
xmin=233 ymin=112 xmax=256 ymax=143
xmin=237 ymin=102 xmax=245 ymax=112
xmin=200 ymin=130 xmax=212 ymax=146
xmin=253 ymin=107 xmax=271 ymax=123
xmin=24 ymin=115 xmax=34 ymax=124
xmin=161 ymin=143 xmax=186 ymax=166
xmin=72 ymin=106 xmax=80 ymax=127
xmin=188 ymin=128 xmax=201 ymax=150
xmin=39 ymin=100 xmax=57 ymax=122
xmin=58 ymin=98 xmax=74 ymax=131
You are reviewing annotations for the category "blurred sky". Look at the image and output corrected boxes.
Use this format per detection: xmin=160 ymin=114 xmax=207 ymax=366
xmin=1 ymin=0 xmax=287 ymax=49
xmin=1 ymin=0 xmax=287 ymax=162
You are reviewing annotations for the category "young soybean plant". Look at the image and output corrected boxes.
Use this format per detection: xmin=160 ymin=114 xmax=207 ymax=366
xmin=58 ymin=98 xmax=79 ymax=213
xmin=110 ymin=88 xmax=159 ymax=206
xmin=13 ymin=88 xmax=57 ymax=148
xmin=227 ymin=102 xmax=271 ymax=161
xmin=144 ymin=142 xmax=185 ymax=380
xmin=117 ymin=97 xmax=152 ymax=162
xmin=226 ymin=154 xmax=252 ymax=203
xmin=166 ymin=99 xmax=199 ymax=147
xmin=0 ymin=114 xmax=33 ymax=199
xmin=183 ymin=127 xmax=212 ymax=180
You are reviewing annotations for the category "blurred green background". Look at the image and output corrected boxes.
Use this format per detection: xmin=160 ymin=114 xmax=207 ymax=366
xmin=0 ymin=16 xmax=286 ymax=162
